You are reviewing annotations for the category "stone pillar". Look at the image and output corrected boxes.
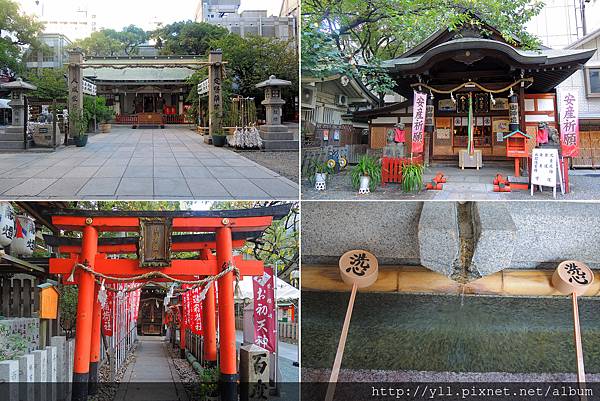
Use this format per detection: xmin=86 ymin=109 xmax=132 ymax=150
xmin=239 ymin=344 xmax=270 ymax=401
xmin=0 ymin=360 xmax=19 ymax=401
xmin=46 ymin=346 xmax=57 ymax=401
xmin=32 ymin=349 xmax=48 ymax=401
xmin=18 ymin=354 xmax=34 ymax=401
xmin=68 ymin=50 xmax=84 ymax=135
xmin=208 ymin=50 xmax=223 ymax=136
xmin=50 ymin=337 xmax=66 ymax=401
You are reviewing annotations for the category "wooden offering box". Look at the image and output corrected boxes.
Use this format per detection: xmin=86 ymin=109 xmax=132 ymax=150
xmin=134 ymin=112 xmax=164 ymax=129
xmin=38 ymin=283 xmax=59 ymax=319
xmin=504 ymin=130 xmax=532 ymax=158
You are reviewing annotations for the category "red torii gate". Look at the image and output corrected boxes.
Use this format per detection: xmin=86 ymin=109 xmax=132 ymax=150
xmin=47 ymin=205 xmax=291 ymax=401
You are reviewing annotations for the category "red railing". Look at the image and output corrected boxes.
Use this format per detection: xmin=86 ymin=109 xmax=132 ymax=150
xmin=381 ymin=155 xmax=424 ymax=187
xmin=115 ymin=115 xmax=138 ymax=125
xmin=115 ymin=114 xmax=192 ymax=125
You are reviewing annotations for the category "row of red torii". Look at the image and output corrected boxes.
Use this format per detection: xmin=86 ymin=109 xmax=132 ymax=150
xmin=46 ymin=205 xmax=291 ymax=401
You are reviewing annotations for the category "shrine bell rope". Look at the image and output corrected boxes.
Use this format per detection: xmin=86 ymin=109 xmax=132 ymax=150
xmin=68 ymin=261 xmax=240 ymax=293
xmin=410 ymin=77 xmax=533 ymax=94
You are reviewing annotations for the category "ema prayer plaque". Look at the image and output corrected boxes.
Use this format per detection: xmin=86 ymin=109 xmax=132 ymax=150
xmin=138 ymin=217 xmax=172 ymax=268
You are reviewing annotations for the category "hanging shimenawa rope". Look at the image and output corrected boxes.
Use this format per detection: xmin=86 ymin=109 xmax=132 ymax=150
xmin=67 ymin=261 xmax=240 ymax=293
xmin=410 ymin=77 xmax=533 ymax=94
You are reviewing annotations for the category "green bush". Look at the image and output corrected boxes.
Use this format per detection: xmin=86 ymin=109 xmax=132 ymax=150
xmin=401 ymin=163 xmax=424 ymax=193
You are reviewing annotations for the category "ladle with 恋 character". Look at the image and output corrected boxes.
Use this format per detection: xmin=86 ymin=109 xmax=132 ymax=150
xmin=325 ymin=249 xmax=379 ymax=401
xmin=552 ymin=260 xmax=595 ymax=401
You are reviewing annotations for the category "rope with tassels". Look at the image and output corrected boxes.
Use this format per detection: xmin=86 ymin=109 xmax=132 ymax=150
xmin=67 ymin=261 xmax=240 ymax=293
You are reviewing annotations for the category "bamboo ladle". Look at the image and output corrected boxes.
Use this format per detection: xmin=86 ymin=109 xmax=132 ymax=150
xmin=325 ymin=250 xmax=378 ymax=401
xmin=552 ymin=260 xmax=594 ymax=400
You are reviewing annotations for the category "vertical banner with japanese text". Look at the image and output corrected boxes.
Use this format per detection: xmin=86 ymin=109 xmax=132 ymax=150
xmin=560 ymin=91 xmax=579 ymax=157
xmin=253 ymin=266 xmax=276 ymax=353
xmin=411 ymin=91 xmax=427 ymax=154
xmin=181 ymin=285 xmax=203 ymax=335
xmin=101 ymin=285 xmax=114 ymax=336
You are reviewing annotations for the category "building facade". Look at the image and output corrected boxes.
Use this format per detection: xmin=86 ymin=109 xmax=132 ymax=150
xmin=25 ymin=33 xmax=72 ymax=70
xmin=20 ymin=0 xmax=97 ymax=41
xmin=194 ymin=0 xmax=296 ymax=42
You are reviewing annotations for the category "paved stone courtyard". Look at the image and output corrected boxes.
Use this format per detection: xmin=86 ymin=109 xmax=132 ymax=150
xmin=0 ymin=126 xmax=298 ymax=200
xmin=302 ymin=163 xmax=600 ymax=200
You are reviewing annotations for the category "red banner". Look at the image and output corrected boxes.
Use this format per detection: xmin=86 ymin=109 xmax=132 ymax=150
xmin=101 ymin=286 xmax=114 ymax=336
xmin=253 ymin=266 xmax=276 ymax=352
xmin=411 ymin=91 xmax=427 ymax=154
xmin=560 ymin=91 xmax=579 ymax=157
xmin=181 ymin=285 xmax=203 ymax=335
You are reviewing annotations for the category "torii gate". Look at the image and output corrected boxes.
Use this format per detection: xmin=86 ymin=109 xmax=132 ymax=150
xmin=47 ymin=205 xmax=291 ymax=401
xmin=67 ymin=49 xmax=224 ymax=136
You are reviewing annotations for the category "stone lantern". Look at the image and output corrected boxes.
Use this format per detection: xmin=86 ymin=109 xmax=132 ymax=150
xmin=1 ymin=78 xmax=37 ymax=135
xmin=255 ymin=75 xmax=298 ymax=151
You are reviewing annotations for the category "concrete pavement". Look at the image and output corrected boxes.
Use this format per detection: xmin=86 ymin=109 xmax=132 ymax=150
xmin=115 ymin=336 xmax=187 ymax=401
xmin=0 ymin=126 xmax=298 ymax=200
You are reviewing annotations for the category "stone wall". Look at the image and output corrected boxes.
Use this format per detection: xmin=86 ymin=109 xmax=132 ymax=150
xmin=0 ymin=318 xmax=39 ymax=361
xmin=302 ymin=201 xmax=600 ymax=276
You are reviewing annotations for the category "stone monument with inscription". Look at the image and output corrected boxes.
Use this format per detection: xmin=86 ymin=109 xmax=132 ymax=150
xmin=255 ymin=75 xmax=298 ymax=151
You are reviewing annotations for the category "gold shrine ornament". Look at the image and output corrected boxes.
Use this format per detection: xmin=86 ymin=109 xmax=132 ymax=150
xmin=552 ymin=260 xmax=594 ymax=296
xmin=338 ymin=249 xmax=379 ymax=288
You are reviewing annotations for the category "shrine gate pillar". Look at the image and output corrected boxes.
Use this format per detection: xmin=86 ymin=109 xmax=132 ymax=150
xmin=89 ymin=284 xmax=101 ymax=395
xmin=67 ymin=50 xmax=84 ymax=136
xmin=216 ymin=224 xmax=237 ymax=401
xmin=200 ymin=249 xmax=217 ymax=367
xmin=72 ymin=224 xmax=98 ymax=401
xmin=208 ymin=50 xmax=223 ymax=135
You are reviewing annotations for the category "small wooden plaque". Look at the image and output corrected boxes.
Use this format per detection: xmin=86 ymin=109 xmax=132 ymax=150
xmin=138 ymin=217 xmax=172 ymax=268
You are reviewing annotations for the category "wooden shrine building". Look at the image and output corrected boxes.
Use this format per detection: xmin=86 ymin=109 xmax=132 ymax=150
xmin=357 ymin=19 xmax=595 ymax=163
xmin=82 ymin=56 xmax=199 ymax=125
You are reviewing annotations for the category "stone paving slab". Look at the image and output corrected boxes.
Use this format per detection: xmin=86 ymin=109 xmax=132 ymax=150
xmin=0 ymin=126 xmax=298 ymax=200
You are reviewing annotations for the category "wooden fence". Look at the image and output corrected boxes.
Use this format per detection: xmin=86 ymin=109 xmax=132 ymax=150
xmin=0 ymin=276 xmax=39 ymax=318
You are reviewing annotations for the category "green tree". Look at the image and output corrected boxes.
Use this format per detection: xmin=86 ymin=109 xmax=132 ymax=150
xmin=24 ymin=67 xmax=67 ymax=100
xmin=210 ymin=34 xmax=298 ymax=100
xmin=152 ymin=21 xmax=229 ymax=56
xmin=111 ymin=25 xmax=148 ymax=55
xmin=71 ymin=31 xmax=124 ymax=56
xmin=0 ymin=0 xmax=44 ymax=73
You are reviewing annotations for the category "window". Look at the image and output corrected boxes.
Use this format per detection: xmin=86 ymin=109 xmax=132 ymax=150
xmin=586 ymin=67 xmax=600 ymax=97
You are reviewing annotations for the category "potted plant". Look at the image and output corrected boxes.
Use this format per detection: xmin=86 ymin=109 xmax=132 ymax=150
xmin=212 ymin=129 xmax=227 ymax=147
xmin=401 ymin=162 xmax=424 ymax=193
xmin=307 ymin=159 xmax=333 ymax=191
xmin=69 ymin=109 xmax=89 ymax=147
xmin=351 ymin=154 xmax=381 ymax=194
xmin=199 ymin=367 xmax=219 ymax=401
xmin=96 ymin=98 xmax=115 ymax=133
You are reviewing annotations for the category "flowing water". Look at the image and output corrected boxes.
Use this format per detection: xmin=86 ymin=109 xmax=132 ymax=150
xmin=302 ymin=291 xmax=600 ymax=373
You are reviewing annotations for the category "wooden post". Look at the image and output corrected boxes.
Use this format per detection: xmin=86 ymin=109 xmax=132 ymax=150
xmin=179 ymin=306 xmax=187 ymax=359
xmin=208 ymin=50 xmax=223 ymax=136
xmin=72 ymin=224 xmax=98 ymax=401
xmin=203 ymin=277 xmax=217 ymax=367
xmin=89 ymin=284 xmax=101 ymax=395
xmin=216 ymin=224 xmax=237 ymax=401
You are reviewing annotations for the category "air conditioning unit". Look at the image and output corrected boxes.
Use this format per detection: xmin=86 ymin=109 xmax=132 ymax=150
xmin=302 ymin=87 xmax=316 ymax=107
xmin=336 ymin=94 xmax=348 ymax=106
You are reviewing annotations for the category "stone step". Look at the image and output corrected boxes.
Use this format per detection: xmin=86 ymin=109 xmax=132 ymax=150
xmin=260 ymin=131 xmax=296 ymax=141
xmin=0 ymin=140 xmax=25 ymax=150
xmin=0 ymin=132 xmax=26 ymax=141
xmin=262 ymin=139 xmax=299 ymax=151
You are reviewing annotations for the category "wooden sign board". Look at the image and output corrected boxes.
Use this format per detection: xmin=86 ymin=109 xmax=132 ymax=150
xmin=38 ymin=283 xmax=59 ymax=319
xmin=138 ymin=217 xmax=172 ymax=268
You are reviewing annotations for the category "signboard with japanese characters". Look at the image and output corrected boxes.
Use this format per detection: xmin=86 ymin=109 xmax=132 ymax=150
xmin=552 ymin=260 xmax=594 ymax=296
xmin=559 ymin=91 xmax=579 ymax=157
xmin=411 ymin=91 xmax=427 ymax=153
xmin=531 ymin=148 xmax=563 ymax=197
xmin=252 ymin=266 xmax=276 ymax=353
